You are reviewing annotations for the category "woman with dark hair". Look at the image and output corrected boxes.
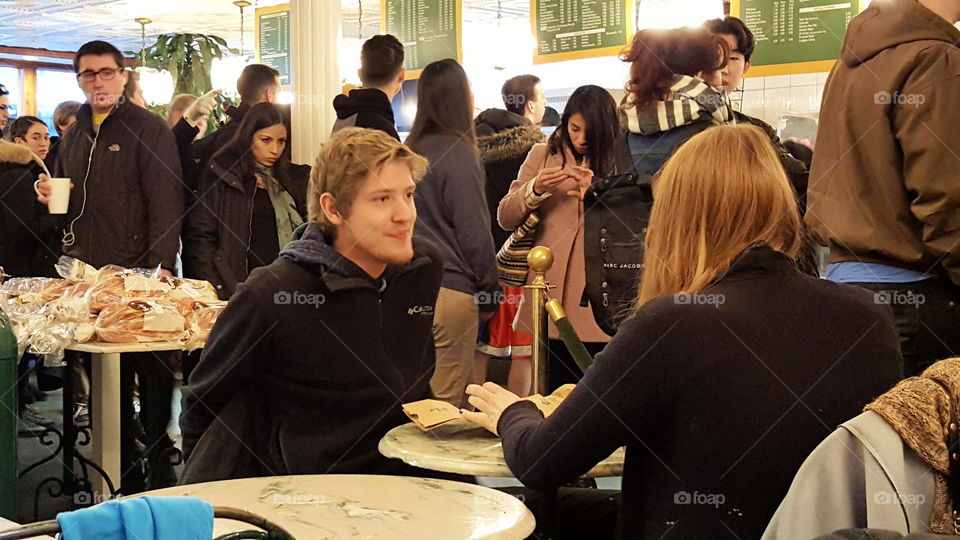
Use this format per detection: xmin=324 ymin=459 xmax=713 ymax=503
xmin=10 ymin=115 xmax=50 ymax=161
xmin=405 ymin=58 xmax=498 ymax=408
xmin=497 ymin=84 xmax=620 ymax=390
xmin=0 ymin=115 xmax=60 ymax=433
xmin=183 ymin=102 xmax=308 ymax=300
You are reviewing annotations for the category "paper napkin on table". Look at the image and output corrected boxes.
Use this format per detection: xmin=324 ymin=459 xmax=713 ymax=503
xmin=403 ymin=384 xmax=578 ymax=432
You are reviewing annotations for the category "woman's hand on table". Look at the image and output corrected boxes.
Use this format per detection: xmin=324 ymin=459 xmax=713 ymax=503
xmin=462 ymin=382 xmax=523 ymax=436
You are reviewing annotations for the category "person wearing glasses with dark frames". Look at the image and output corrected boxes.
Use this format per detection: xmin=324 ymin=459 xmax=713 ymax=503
xmin=35 ymin=40 xmax=184 ymax=493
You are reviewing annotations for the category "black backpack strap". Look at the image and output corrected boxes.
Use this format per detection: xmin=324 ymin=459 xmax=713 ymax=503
xmin=613 ymin=132 xmax=635 ymax=176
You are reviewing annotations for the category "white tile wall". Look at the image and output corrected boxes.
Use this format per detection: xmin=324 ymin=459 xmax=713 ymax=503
xmin=738 ymin=72 xmax=830 ymax=133
xmin=763 ymin=75 xmax=793 ymax=89
xmin=792 ymin=73 xmax=817 ymax=86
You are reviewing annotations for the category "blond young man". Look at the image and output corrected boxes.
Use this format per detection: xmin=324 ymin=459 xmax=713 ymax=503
xmin=179 ymin=128 xmax=446 ymax=482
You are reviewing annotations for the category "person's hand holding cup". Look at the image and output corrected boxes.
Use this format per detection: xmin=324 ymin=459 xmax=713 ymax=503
xmin=35 ymin=174 xmax=72 ymax=214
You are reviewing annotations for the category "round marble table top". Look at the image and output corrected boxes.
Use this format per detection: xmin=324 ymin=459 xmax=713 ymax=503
xmin=141 ymin=474 xmax=535 ymax=539
xmin=379 ymin=421 xmax=625 ymax=478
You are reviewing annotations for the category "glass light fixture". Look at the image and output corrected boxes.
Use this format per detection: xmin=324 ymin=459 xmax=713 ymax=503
xmin=135 ymin=67 xmax=174 ymax=106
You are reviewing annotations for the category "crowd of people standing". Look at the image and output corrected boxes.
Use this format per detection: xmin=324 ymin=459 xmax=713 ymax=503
xmin=3 ymin=0 xmax=960 ymax=537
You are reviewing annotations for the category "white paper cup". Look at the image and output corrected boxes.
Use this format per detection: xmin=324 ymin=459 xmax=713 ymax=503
xmin=47 ymin=177 xmax=71 ymax=214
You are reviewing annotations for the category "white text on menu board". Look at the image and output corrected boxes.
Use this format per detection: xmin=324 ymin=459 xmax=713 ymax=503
xmin=538 ymin=0 xmax=623 ymax=54
xmin=386 ymin=0 xmax=456 ymax=70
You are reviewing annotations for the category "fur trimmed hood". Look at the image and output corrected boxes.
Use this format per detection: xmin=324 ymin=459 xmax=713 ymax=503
xmin=477 ymin=124 xmax=546 ymax=165
xmin=0 ymin=139 xmax=47 ymax=172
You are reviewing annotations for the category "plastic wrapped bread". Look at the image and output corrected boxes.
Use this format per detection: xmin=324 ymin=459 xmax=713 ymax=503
xmin=94 ymin=300 xmax=186 ymax=343
xmin=39 ymin=280 xmax=75 ymax=302
xmin=87 ymin=271 xmax=171 ymax=313
xmin=165 ymin=278 xmax=220 ymax=316
xmin=183 ymin=301 xmax=227 ymax=350
xmin=55 ymin=256 xmax=101 ymax=283
xmin=86 ymin=274 xmax=126 ymax=313
xmin=0 ymin=277 xmax=56 ymax=301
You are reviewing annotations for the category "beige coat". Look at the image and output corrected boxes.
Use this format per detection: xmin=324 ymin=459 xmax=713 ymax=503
xmin=497 ymin=143 xmax=611 ymax=344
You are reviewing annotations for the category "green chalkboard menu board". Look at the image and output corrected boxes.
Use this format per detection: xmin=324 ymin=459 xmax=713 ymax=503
xmin=381 ymin=0 xmax=462 ymax=78
xmin=532 ymin=0 xmax=634 ymax=64
xmin=256 ymin=5 xmax=291 ymax=86
xmin=731 ymin=0 xmax=862 ymax=76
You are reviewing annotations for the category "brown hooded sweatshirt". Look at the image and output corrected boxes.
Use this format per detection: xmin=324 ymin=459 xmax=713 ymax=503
xmin=806 ymin=0 xmax=960 ymax=284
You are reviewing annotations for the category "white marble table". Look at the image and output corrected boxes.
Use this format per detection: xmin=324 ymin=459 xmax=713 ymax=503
xmin=0 ymin=516 xmax=55 ymax=539
xmin=142 ymin=474 xmax=535 ymax=539
xmin=379 ymin=421 xmax=625 ymax=478
xmin=67 ymin=340 xmax=192 ymax=496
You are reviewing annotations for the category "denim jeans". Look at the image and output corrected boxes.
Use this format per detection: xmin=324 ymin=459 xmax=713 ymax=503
xmin=849 ymin=279 xmax=960 ymax=377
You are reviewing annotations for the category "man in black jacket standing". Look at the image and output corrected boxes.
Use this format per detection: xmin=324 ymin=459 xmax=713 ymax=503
xmin=37 ymin=40 xmax=184 ymax=493
xmin=331 ymin=34 xmax=405 ymax=140
xmin=173 ymin=64 xmax=281 ymax=192
xmin=180 ymin=127 xmax=443 ymax=482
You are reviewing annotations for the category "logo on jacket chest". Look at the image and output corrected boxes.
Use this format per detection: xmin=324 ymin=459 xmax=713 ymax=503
xmin=407 ymin=304 xmax=434 ymax=316
xmin=108 ymin=144 xmax=120 ymax=152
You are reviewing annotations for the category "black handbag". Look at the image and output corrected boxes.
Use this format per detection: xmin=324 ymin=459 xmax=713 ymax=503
xmin=582 ymin=133 xmax=652 ymax=336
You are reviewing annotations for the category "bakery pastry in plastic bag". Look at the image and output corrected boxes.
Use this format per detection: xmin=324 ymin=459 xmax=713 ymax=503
xmin=94 ymin=300 xmax=186 ymax=343
xmin=87 ymin=270 xmax=170 ymax=313
xmin=54 ymin=256 xmax=100 ymax=283
xmin=40 ymin=280 xmax=74 ymax=302
xmin=0 ymin=277 xmax=56 ymax=300
xmin=166 ymin=278 xmax=220 ymax=316
xmin=183 ymin=301 xmax=227 ymax=350
xmin=86 ymin=274 xmax=125 ymax=313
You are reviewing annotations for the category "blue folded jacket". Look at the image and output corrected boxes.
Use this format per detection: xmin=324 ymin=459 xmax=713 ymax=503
xmin=57 ymin=496 xmax=214 ymax=540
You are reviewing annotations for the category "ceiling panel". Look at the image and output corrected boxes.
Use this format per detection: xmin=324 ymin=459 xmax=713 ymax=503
xmin=0 ymin=0 xmax=539 ymax=55
xmin=0 ymin=0 xmax=258 ymax=54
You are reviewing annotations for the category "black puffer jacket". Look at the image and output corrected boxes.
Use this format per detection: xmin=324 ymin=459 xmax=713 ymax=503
xmin=0 ymin=141 xmax=61 ymax=277
xmin=174 ymin=103 xmax=249 ymax=194
xmin=475 ymin=110 xmax=545 ymax=249
xmin=180 ymin=223 xmax=443 ymax=483
xmin=331 ymin=88 xmax=399 ymax=140
xmin=182 ymin=156 xmax=308 ymax=299
xmin=475 ymin=108 xmax=530 ymax=138
xmin=54 ymin=101 xmax=183 ymax=270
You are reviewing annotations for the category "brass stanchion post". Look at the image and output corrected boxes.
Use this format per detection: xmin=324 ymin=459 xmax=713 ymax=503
xmin=526 ymin=246 xmax=554 ymax=396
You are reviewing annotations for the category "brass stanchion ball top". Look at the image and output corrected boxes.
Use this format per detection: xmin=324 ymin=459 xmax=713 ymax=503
xmin=528 ymin=246 xmax=554 ymax=272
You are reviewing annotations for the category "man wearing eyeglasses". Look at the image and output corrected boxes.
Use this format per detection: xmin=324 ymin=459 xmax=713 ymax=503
xmin=36 ymin=40 xmax=184 ymax=493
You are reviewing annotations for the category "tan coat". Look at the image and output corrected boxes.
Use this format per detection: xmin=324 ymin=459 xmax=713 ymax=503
xmin=497 ymin=143 xmax=611 ymax=343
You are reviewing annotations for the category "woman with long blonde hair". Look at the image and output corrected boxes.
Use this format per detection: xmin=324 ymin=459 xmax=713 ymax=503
xmin=636 ymin=123 xmax=803 ymax=306
xmin=463 ymin=124 xmax=902 ymax=539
